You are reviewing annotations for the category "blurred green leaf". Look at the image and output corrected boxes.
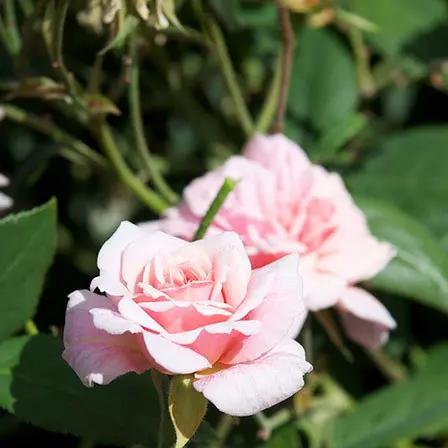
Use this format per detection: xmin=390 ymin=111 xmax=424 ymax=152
xmin=2 ymin=335 xmax=159 ymax=446
xmin=349 ymin=127 xmax=448 ymax=240
xmin=0 ymin=199 xmax=57 ymax=341
xmin=311 ymin=113 xmax=368 ymax=163
xmin=288 ymin=28 xmax=358 ymax=131
xmin=349 ymin=0 xmax=446 ymax=56
xmin=355 ymin=195 xmax=448 ymax=312
xmin=210 ymin=0 xmax=277 ymax=30
xmin=268 ymin=424 xmax=300 ymax=448
xmin=330 ymin=344 xmax=448 ymax=448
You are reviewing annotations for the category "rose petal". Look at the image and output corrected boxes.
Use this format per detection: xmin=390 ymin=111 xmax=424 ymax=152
xmin=0 ymin=192 xmax=12 ymax=211
xmin=142 ymin=332 xmax=211 ymax=374
xmin=318 ymin=232 xmax=396 ymax=284
xmin=337 ymin=287 xmax=396 ymax=350
xmin=194 ymin=339 xmax=312 ymax=416
xmin=0 ymin=173 xmax=9 ymax=187
xmin=121 ymin=231 xmax=187 ymax=292
xmin=192 ymin=232 xmax=251 ymax=308
xmin=63 ymin=290 xmax=149 ymax=386
xmin=221 ymin=254 xmax=305 ymax=364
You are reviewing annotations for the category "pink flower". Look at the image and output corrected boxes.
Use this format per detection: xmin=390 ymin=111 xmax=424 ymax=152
xmin=149 ymin=134 xmax=397 ymax=350
xmin=63 ymin=222 xmax=312 ymax=416
xmin=0 ymin=174 xmax=12 ymax=212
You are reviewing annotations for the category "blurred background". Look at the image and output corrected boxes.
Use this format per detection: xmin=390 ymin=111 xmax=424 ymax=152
xmin=0 ymin=0 xmax=448 ymax=447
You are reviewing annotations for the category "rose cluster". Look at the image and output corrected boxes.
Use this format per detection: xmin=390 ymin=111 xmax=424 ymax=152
xmin=64 ymin=134 xmax=395 ymax=416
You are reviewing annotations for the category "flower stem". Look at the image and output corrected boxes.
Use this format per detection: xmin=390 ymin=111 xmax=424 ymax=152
xmin=210 ymin=414 xmax=234 ymax=448
xmin=1 ymin=104 xmax=107 ymax=168
xmin=272 ymin=3 xmax=294 ymax=134
xmin=129 ymin=30 xmax=178 ymax=204
xmin=193 ymin=177 xmax=238 ymax=241
xmin=207 ymin=19 xmax=254 ymax=137
xmin=91 ymin=119 xmax=170 ymax=214
xmin=367 ymin=349 xmax=407 ymax=383
xmin=346 ymin=23 xmax=375 ymax=97
xmin=255 ymin=56 xmax=282 ymax=133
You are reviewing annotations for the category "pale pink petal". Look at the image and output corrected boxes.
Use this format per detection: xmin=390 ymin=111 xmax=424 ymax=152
xmin=337 ymin=287 xmax=396 ymax=350
xmin=0 ymin=192 xmax=12 ymax=211
xmin=137 ymin=220 xmax=163 ymax=233
xmin=192 ymin=232 xmax=251 ymax=309
xmin=243 ymin=134 xmax=310 ymax=173
xmin=117 ymin=296 xmax=167 ymax=333
xmin=221 ymin=254 xmax=305 ymax=364
xmin=93 ymin=221 xmax=144 ymax=294
xmin=121 ymin=231 xmax=187 ymax=292
xmin=194 ymin=339 xmax=312 ymax=416
xmin=63 ymin=290 xmax=149 ymax=386
xmin=0 ymin=174 xmax=9 ymax=187
xmin=140 ymin=299 xmax=230 ymax=333
xmin=318 ymin=233 xmax=396 ymax=284
xmin=142 ymin=332 xmax=211 ymax=375
xmin=183 ymin=156 xmax=277 ymax=221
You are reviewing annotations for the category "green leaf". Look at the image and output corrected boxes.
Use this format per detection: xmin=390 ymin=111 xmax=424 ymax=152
xmin=169 ymin=375 xmax=207 ymax=448
xmin=349 ymin=0 xmax=446 ymax=56
xmin=354 ymin=195 xmax=448 ymax=312
xmin=288 ymin=28 xmax=358 ymax=132
xmin=311 ymin=113 xmax=368 ymax=163
xmin=268 ymin=424 xmax=300 ymax=448
xmin=0 ymin=199 xmax=57 ymax=341
xmin=0 ymin=336 xmax=30 ymax=409
xmin=2 ymin=334 xmax=159 ymax=446
xmin=349 ymin=126 xmax=448 ymax=240
xmin=330 ymin=344 xmax=448 ymax=448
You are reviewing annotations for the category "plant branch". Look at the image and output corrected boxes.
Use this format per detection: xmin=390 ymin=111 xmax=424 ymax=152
xmin=129 ymin=30 xmax=178 ymax=204
xmin=210 ymin=414 xmax=234 ymax=448
xmin=255 ymin=56 xmax=282 ymax=132
xmin=272 ymin=3 xmax=294 ymax=133
xmin=90 ymin=119 xmax=170 ymax=214
xmin=347 ymin=24 xmax=375 ymax=98
xmin=367 ymin=349 xmax=407 ymax=383
xmin=1 ymin=104 xmax=107 ymax=168
xmin=193 ymin=178 xmax=238 ymax=240
xmin=207 ymin=19 xmax=254 ymax=137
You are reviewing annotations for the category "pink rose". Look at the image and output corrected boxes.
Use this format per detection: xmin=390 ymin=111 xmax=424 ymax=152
xmin=148 ymin=134 xmax=396 ymax=350
xmin=63 ymin=222 xmax=312 ymax=416
xmin=0 ymin=173 xmax=12 ymax=212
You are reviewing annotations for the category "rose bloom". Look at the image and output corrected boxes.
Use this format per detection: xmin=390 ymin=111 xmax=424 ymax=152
xmin=63 ymin=223 xmax=312 ymax=416
xmin=148 ymin=134 xmax=397 ymax=350
xmin=0 ymin=173 xmax=12 ymax=212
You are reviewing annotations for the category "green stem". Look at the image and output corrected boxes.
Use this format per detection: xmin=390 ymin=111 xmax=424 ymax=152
xmin=1 ymin=104 xmax=107 ymax=168
xmin=255 ymin=56 xmax=282 ymax=133
xmin=367 ymin=349 xmax=407 ymax=383
xmin=210 ymin=414 xmax=234 ymax=448
xmin=3 ymin=0 xmax=21 ymax=55
xmin=129 ymin=30 xmax=178 ymax=204
xmin=0 ymin=12 xmax=14 ymax=54
xmin=347 ymin=24 xmax=375 ymax=97
xmin=207 ymin=19 xmax=254 ymax=137
xmin=25 ymin=320 xmax=39 ymax=336
xmin=272 ymin=4 xmax=294 ymax=134
xmin=91 ymin=119 xmax=170 ymax=214
xmin=193 ymin=178 xmax=238 ymax=240
xmin=152 ymin=371 xmax=175 ymax=448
